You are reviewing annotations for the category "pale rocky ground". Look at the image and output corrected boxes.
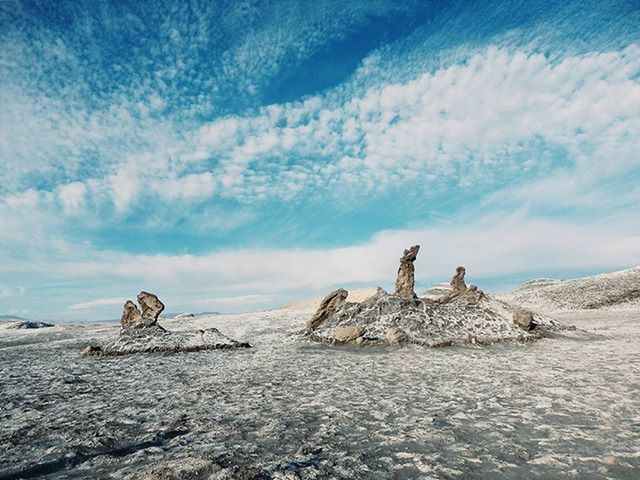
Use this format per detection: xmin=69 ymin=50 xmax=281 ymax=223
xmin=1 ymin=302 xmax=639 ymax=479
xmin=498 ymin=267 xmax=640 ymax=313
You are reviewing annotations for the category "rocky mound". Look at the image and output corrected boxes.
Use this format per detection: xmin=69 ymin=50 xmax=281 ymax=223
xmin=499 ymin=267 xmax=640 ymax=313
xmin=6 ymin=321 xmax=54 ymax=329
xmin=82 ymin=292 xmax=250 ymax=356
xmin=82 ymin=325 xmax=250 ymax=356
xmin=304 ymin=246 xmax=561 ymax=347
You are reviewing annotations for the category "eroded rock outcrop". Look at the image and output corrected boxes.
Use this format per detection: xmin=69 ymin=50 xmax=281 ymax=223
xmin=304 ymin=247 xmax=562 ymax=347
xmin=137 ymin=291 xmax=164 ymax=323
xmin=437 ymin=266 xmax=485 ymax=305
xmin=395 ymin=245 xmax=420 ymax=299
xmin=85 ymin=292 xmax=250 ymax=356
xmin=121 ymin=300 xmax=144 ymax=328
xmin=306 ymin=288 xmax=348 ymax=332
xmin=120 ymin=292 xmax=165 ymax=329
xmin=82 ymin=326 xmax=250 ymax=356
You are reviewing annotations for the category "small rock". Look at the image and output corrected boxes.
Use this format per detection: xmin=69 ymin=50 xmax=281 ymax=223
xmin=513 ymin=307 xmax=535 ymax=330
xmin=81 ymin=345 xmax=102 ymax=356
xmin=387 ymin=326 xmax=408 ymax=344
xmin=297 ymin=444 xmax=323 ymax=456
xmin=331 ymin=325 xmax=365 ymax=342
xmin=426 ymin=339 xmax=452 ymax=348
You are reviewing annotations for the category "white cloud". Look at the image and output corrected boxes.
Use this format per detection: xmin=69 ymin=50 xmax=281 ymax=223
xmin=68 ymin=297 xmax=128 ymax=311
xmin=58 ymin=182 xmax=87 ymax=212
xmin=171 ymin=45 xmax=640 ymax=202
xmin=2 ymin=38 xmax=638 ymax=222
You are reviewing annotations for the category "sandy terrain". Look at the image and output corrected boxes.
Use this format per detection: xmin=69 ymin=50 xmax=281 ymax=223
xmin=277 ymin=287 xmax=380 ymax=311
xmin=1 ymin=306 xmax=639 ymax=479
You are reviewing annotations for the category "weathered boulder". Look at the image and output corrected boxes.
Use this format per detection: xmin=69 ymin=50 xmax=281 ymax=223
xmin=395 ymin=245 xmax=420 ymax=299
xmin=306 ymin=288 xmax=348 ymax=331
xmin=121 ymin=300 xmax=144 ymax=328
xmin=386 ymin=326 xmax=408 ymax=344
xmin=331 ymin=325 xmax=365 ymax=342
xmin=513 ymin=307 xmax=535 ymax=331
xmin=137 ymin=291 xmax=165 ymax=323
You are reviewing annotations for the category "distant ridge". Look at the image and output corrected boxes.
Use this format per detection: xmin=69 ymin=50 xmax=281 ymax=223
xmin=499 ymin=267 xmax=640 ymax=313
xmin=0 ymin=314 xmax=29 ymax=322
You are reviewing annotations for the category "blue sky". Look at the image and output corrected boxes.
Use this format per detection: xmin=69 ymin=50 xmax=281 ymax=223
xmin=1 ymin=0 xmax=639 ymax=321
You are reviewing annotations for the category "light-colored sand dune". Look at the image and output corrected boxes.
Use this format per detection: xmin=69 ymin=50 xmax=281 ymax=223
xmin=276 ymin=286 xmax=381 ymax=311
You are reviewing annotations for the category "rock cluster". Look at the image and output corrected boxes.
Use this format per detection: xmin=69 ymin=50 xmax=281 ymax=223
xmin=305 ymin=246 xmax=558 ymax=347
xmin=83 ymin=291 xmax=250 ymax=356
xmin=121 ymin=292 xmax=164 ymax=328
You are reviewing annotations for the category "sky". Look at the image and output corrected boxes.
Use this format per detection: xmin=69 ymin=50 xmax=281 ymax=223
xmin=1 ymin=0 xmax=639 ymax=321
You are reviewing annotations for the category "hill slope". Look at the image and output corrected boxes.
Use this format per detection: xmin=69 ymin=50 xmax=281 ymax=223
xmin=499 ymin=267 xmax=640 ymax=313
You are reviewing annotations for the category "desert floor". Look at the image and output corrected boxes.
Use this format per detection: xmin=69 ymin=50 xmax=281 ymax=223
xmin=1 ymin=308 xmax=639 ymax=479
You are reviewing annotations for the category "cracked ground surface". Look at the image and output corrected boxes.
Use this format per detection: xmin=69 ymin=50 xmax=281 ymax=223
xmin=1 ymin=309 xmax=639 ymax=479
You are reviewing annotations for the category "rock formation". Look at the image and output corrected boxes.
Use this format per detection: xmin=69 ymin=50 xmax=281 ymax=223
xmin=121 ymin=300 xmax=144 ymax=328
xmin=306 ymin=288 xmax=348 ymax=332
xmin=437 ymin=266 xmax=467 ymax=303
xmin=120 ymin=292 xmax=165 ymax=328
xmin=304 ymin=247 xmax=562 ymax=347
xmin=86 ymin=292 xmax=250 ymax=356
xmin=137 ymin=291 xmax=165 ymax=323
xmin=437 ymin=266 xmax=485 ymax=305
xmin=82 ymin=327 xmax=251 ymax=356
xmin=394 ymin=245 xmax=420 ymax=299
